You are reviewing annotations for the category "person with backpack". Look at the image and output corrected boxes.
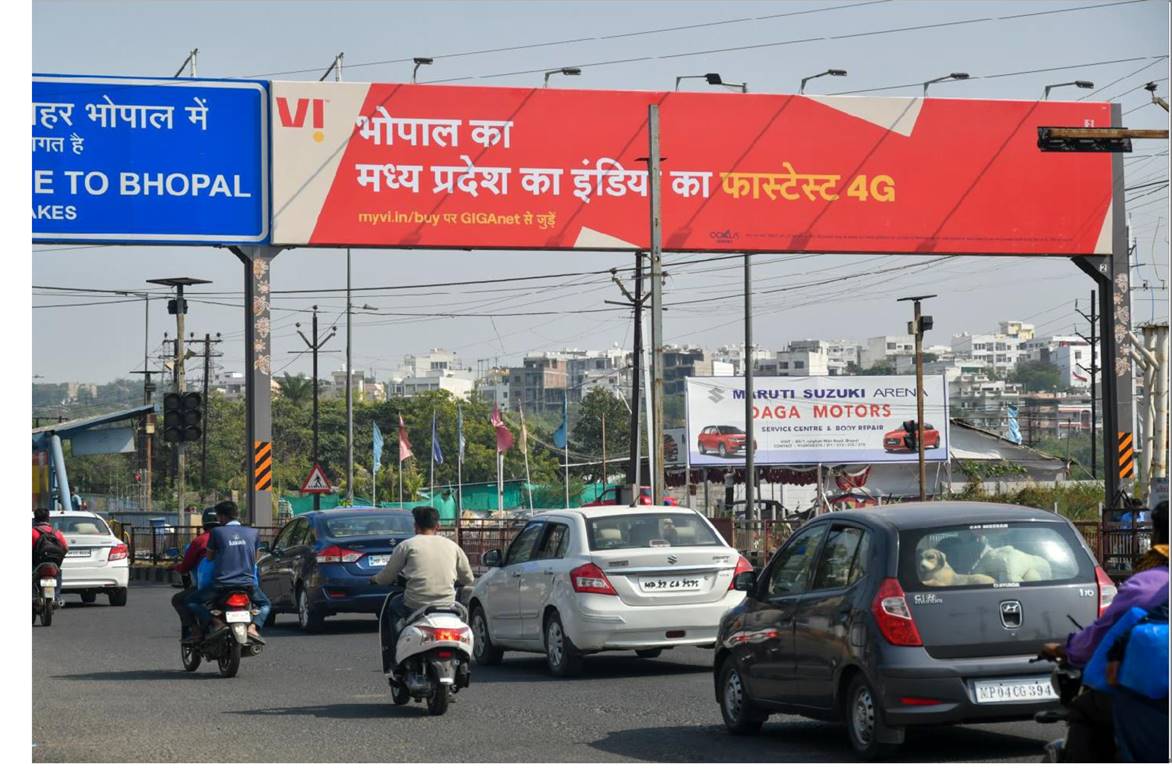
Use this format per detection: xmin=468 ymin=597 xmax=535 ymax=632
xmin=32 ymin=508 xmax=69 ymax=606
xmin=170 ymin=508 xmax=219 ymax=642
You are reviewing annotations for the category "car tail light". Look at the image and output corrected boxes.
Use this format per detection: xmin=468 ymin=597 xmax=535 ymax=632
xmin=418 ymin=626 xmax=470 ymax=643
xmin=225 ymin=592 xmax=250 ymax=608
xmin=316 ymin=545 xmax=363 ymax=564
xmin=899 ymin=697 xmax=941 ymax=706
xmin=729 ymin=555 xmax=753 ymax=590
xmin=870 ymin=578 xmax=923 ymax=647
xmin=107 ymin=543 xmax=128 ymax=562
xmin=1094 ymin=566 xmax=1117 ymax=617
xmin=570 ymin=563 xmax=617 ymax=595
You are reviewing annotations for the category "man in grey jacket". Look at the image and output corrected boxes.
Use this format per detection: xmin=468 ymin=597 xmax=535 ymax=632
xmin=370 ymin=506 xmax=474 ymax=673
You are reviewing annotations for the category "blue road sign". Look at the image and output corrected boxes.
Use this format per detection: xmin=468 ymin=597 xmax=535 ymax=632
xmin=32 ymin=75 xmax=269 ymax=244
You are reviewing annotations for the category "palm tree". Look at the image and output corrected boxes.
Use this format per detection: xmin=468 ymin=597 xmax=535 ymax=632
xmin=277 ymin=373 xmax=314 ymax=409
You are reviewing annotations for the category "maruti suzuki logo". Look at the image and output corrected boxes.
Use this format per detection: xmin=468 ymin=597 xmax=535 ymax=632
xmin=277 ymin=97 xmax=325 ymax=143
xmin=708 ymin=387 xmax=724 ymax=404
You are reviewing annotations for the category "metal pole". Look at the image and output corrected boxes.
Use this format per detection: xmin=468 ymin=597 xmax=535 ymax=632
xmin=648 ymin=104 xmax=666 ymax=503
xmin=601 ymin=412 xmax=607 ymax=492
xmin=914 ymin=299 xmax=926 ymax=501
xmin=346 ymin=249 xmax=354 ymax=502
xmin=235 ymin=246 xmax=278 ymax=528
xmin=497 ymin=451 xmax=504 ymax=516
xmin=1154 ymin=325 xmax=1169 ymax=480
xmin=456 ymin=404 xmax=464 ymax=518
xmin=175 ymin=283 xmax=186 ymax=523
xmin=399 ymin=456 xmax=403 ymax=507
xmin=744 ymin=253 xmax=756 ymax=523
xmin=628 ymin=252 xmax=644 ymax=493
xmin=49 ymin=433 xmax=71 ymax=511
xmin=1091 ymin=291 xmax=1097 ymax=479
xmin=312 ymin=307 xmax=321 ymax=511
xmin=201 ymin=333 xmax=210 ymax=501
xmin=563 ymin=395 xmax=570 ymax=508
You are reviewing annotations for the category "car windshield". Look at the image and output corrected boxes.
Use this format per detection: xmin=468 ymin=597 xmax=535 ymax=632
xmin=899 ymin=521 xmax=1091 ymax=589
xmin=716 ymin=426 xmax=741 ymax=434
xmin=51 ymin=516 xmax=109 ymax=536
xmin=322 ymin=511 xmax=413 ymax=538
xmin=586 ymin=513 xmax=721 ymax=550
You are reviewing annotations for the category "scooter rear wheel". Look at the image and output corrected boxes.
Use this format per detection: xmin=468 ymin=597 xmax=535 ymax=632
xmin=389 ymin=680 xmax=410 ymax=705
xmin=426 ymin=681 xmax=450 ymax=716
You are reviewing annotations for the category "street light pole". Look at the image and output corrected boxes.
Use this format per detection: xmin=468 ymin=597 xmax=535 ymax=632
xmin=744 ymin=253 xmax=756 ymax=525
xmin=346 ymin=250 xmax=354 ymax=503
xmin=647 ymin=105 xmax=666 ymax=503
xmin=898 ymin=294 xmax=937 ymax=500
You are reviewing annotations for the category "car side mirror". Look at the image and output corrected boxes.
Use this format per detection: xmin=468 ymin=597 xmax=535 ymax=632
xmin=482 ymin=549 xmax=502 ymax=568
xmin=733 ymin=570 xmax=757 ymax=592
xmin=257 ymin=542 xmax=270 ymax=554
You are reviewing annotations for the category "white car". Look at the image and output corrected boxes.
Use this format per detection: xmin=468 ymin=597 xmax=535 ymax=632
xmin=45 ymin=511 xmax=129 ymax=606
xmin=467 ymin=506 xmax=749 ymax=675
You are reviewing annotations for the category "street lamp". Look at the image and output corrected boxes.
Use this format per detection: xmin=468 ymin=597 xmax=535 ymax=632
xmin=675 ymin=72 xmax=746 ymax=92
xmin=922 ymin=72 xmax=970 ymax=95
xmin=799 ymin=68 xmax=847 ymax=94
xmin=543 ymin=67 xmax=581 ymax=87
xmin=897 ymin=293 xmax=937 ymax=501
xmin=412 ymin=57 xmax=433 ymax=84
xmin=1042 ymin=80 xmax=1094 ymax=100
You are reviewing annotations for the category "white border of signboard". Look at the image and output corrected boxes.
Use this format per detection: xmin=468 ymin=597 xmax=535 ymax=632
xmin=31 ymin=74 xmax=270 ymax=245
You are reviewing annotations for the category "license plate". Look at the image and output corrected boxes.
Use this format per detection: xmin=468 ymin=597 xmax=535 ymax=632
xmin=225 ymin=610 xmax=251 ymax=623
xmin=40 ymin=580 xmax=56 ymax=587
xmin=66 ymin=549 xmax=90 ymax=558
xmin=367 ymin=555 xmax=390 ymax=567
xmin=639 ymin=575 xmax=703 ymax=592
xmin=973 ymin=677 xmax=1056 ymax=704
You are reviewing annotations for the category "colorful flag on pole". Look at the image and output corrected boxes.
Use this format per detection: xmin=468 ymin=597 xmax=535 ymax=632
xmin=491 ymin=403 xmax=514 ymax=453
xmin=372 ymin=422 xmax=384 ymax=473
xmin=552 ymin=394 xmax=568 ymax=448
xmin=457 ymin=405 xmax=465 ymax=464
xmin=398 ymin=414 xmax=413 ymax=462
xmin=431 ymin=410 xmax=444 ymax=465
xmin=1006 ymin=404 xmax=1023 ymax=445
xmin=519 ymin=406 xmax=529 ymax=449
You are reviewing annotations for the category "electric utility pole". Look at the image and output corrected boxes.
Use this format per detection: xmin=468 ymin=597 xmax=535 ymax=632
xmin=645 ymin=105 xmax=666 ymax=503
xmin=898 ymin=294 xmax=937 ymax=501
xmin=291 ymin=305 xmax=338 ymax=510
xmin=1076 ymin=292 xmax=1100 ymax=479
xmin=608 ymin=255 xmax=650 ymax=496
xmin=187 ymin=333 xmax=222 ymax=501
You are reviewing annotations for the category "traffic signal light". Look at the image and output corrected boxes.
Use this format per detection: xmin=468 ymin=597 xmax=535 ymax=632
xmin=163 ymin=391 xmax=202 ymax=443
xmin=902 ymin=419 xmax=918 ymax=452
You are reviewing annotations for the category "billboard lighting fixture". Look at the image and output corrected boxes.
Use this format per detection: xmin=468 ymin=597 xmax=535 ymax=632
xmin=412 ymin=57 xmax=434 ymax=84
xmin=799 ymin=69 xmax=848 ymax=94
xmin=675 ymin=72 xmax=747 ymax=93
xmin=1043 ymin=81 xmax=1094 ymax=100
xmin=544 ymin=67 xmax=582 ymax=87
xmin=922 ymin=72 xmax=970 ymax=95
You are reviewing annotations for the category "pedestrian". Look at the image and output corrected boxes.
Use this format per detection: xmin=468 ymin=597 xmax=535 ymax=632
xmin=70 ymin=488 xmax=81 ymax=511
xmin=437 ymin=489 xmax=457 ymax=522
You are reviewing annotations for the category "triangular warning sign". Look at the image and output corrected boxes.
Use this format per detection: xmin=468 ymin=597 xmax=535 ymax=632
xmin=300 ymin=463 xmax=333 ymax=494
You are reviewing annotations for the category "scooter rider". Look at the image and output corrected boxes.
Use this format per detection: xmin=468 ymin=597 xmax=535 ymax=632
xmin=170 ymin=508 xmax=219 ymax=641
xmin=32 ymin=508 xmax=68 ymax=606
xmin=369 ymin=506 xmax=474 ymax=675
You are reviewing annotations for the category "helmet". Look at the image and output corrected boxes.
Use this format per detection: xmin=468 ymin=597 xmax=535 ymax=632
xmin=201 ymin=507 xmax=220 ymax=527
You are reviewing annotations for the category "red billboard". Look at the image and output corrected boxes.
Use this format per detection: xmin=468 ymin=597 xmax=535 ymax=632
xmin=271 ymin=82 xmax=1114 ymax=255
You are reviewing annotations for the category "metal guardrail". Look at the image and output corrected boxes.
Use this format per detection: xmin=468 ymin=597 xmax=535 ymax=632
xmin=121 ymin=526 xmax=279 ymax=566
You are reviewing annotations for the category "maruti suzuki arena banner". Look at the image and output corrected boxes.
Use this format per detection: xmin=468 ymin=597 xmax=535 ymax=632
xmin=686 ymin=376 xmax=949 ymax=467
xmin=271 ymin=81 xmax=1113 ymax=254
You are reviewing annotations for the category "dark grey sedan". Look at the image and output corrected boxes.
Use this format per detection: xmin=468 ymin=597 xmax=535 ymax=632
xmin=714 ymin=502 xmax=1112 ymax=759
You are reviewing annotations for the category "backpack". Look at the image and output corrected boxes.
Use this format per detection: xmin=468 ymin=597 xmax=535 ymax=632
xmin=34 ymin=527 xmax=67 ymax=566
xmin=1113 ymin=603 xmax=1170 ymax=701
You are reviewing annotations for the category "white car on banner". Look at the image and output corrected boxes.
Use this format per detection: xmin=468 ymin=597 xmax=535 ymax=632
xmin=685 ymin=376 xmax=949 ymax=466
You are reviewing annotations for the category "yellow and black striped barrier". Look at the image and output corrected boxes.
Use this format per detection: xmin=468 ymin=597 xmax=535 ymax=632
xmin=254 ymin=440 xmax=273 ymax=492
xmin=1118 ymin=432 xmax=1135 ymax=480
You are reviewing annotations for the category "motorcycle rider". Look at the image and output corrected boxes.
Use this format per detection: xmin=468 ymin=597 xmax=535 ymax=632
xmin=369 ymin=506 xmax=474 ymax=677
xmin=32 ymin=508 xmax=68 ymax=606
xmin=170 ymin=507 xmax=220 ymax=642
xmin=188 ymin=501 xmax=271 ymax=642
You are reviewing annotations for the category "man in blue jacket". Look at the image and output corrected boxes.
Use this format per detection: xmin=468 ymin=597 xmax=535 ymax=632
xmin=189 ymin=501 xmax=271 ymax=641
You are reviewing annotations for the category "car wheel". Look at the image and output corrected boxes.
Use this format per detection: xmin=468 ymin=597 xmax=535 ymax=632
xmin=81 ymin=592 xmax=97 ymax=604
xmin=718 ymin=443 xmax=728 ymax=457
xmin=845 ymin=674 xmax=897 ymax=760
xmin=471 ymin=605 xmax=504 ymax=665
xmin=635 ymin=648 xmax=663 ymax=659
xmin=297 ymin=586 xmax=324 ymax=633
xmin=719 ymin=655 xmax=765 ymax=734
xmin=108 ymin=587 xmax=128 ymax=607
xmin=544 ymin=611 xmax=583 ymax=677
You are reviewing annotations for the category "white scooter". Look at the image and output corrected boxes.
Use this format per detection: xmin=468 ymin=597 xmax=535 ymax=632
xmin=379 ymin=591 xmax=473 ymax=716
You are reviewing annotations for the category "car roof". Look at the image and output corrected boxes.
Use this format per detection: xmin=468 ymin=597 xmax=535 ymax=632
xmin=815 ymin=501 xmax=1066 ymax=531
xmin=571 ymin=505 xmax=706 ymax=520
xmin=40 ymin=510 xmax=105 ymax=520
xmin=300 ymin=507 xmax=412 ymax=519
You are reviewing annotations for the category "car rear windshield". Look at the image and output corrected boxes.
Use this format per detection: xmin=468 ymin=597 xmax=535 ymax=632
xmin=323 ymin=511 xmax=413 ymax=538
xmin=51 ymin=516 xmax=109 ymax=536
xmin=717 ymin=426 xmax=741 ymax=434
xmin=899 ymin=520 xmax=1093 ymax=590
xmin=586 ymin=513 xmax=722 ymax=550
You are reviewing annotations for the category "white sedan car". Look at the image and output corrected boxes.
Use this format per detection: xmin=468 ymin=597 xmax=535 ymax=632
xmin=46 ymin=511 xmax=129 ymax=606
xmin=468 ymin=506 xmax=748 ymax=675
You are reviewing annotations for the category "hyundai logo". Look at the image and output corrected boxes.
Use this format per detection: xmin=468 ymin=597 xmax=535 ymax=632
xmin=667 ymin=554 xmax=679 ymax=565
xmin=707 ymin=387 xmax=724 ymax=404
xmin=999 ymin=600 xmax=1022 ymax=630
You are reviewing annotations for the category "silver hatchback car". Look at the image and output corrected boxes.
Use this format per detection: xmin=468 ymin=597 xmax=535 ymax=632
xmin=469 ymin=506 xmax=750 ymax=675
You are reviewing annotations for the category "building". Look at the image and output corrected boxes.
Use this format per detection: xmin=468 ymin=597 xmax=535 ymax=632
xmin=951 ymin=331 xmax=1024 ymax=373
xmin=392 ymin=373 xmax=475 ymax=400
xmin=757 ymin=349 xmax=830 ymax=377
xmin=508 ymin=354 xmax=568 ymax=412
xmin=922 ymin=357 xmax=990 ymax=385
xmin=786 ymin=339 xmax=861 ymax=375
xmin=363 ymin=381 xmax=387 ymax=403
xmin=713 ymin=345 xmax=774 ymax=375
xmin=949 ymin=375 xmax=1023 ymax=431
xmin=329 ymin=368 xmax=367 ymax=400
xmin=1020 ymin=335 xmax=1098 ymax=389
xmin=999 ymin=320 xmax=1037 ymax=341
xmin=476 ymin=369 xmax=511 ymax=408
xmin=662 ymin=346 xmax=735 ymax=395
xmin=402 ymin=348 xmax=461 ymax=376
xmin=861 ymin=335 xmax=915 ymax=369
xmin=1019 ymin=392 xmax=1094 ymax=441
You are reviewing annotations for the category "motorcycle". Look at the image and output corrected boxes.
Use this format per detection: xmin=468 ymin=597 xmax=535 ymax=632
xmin=180 ymin=589 xmax=264 ymax=678
xmin=380 ymin=591 xmax=473 ymax=715
xmin=1032 ymin=652 xmax=1085 ymax=762
xmin=32 ymin=562 xmax=60 ymax=626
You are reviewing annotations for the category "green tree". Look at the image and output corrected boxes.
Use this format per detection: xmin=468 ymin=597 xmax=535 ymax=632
xmin=572 ymin=387 xmax=630 ymax=475
xmin=276 ymin=372 xmax=315 ymax=409
xmin=1009 ymin=360 xmax=1062 ymax=392
xmin=856 ymin=359 xmax=896 ymax=376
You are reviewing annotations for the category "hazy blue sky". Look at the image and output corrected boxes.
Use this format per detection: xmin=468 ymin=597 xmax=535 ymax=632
xmin=31 ymin=0 xmax=1170 ymax=384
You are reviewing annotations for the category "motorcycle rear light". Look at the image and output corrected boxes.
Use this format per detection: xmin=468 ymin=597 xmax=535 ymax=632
xmin=1094 ymin=566 xmax=1117 ymax=617
xmin=37 ymin=563 xmax=60 ymax=577
xmin=729 ymin=555 xmax=753 ymax=590
xmin=315 ymin=545 xmax=364 ymax=564
xmin=570 ymin=563 xmax=617 ymax=595
xmin=870 ymin=578 xmax=923 ymax=647
xmin=107 ymin=543 xmax=128 ymax=562
xmin=225 ymin=593 xmax=250 ymax=608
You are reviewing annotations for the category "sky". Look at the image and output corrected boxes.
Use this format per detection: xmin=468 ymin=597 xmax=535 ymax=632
xmin=29 ymin=0 xmax=1171 ymax=385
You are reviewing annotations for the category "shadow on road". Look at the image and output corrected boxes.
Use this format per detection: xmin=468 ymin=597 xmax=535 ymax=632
xmin=53 ymin=669 xmax=200 ymax=682
xmin=264 ymin=618 xmax=379 ymax=636
xmin=472 ymin=653 xmax=710 ymax=684
xmin=588 ymin=720 xmax=1048 ymax=763
xmin=229 ymin=703 xmax=424 ymax=720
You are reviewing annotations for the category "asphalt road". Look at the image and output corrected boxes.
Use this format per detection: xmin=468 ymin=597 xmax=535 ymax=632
xmin=33 ymin=583 xmax=1060 ymax=763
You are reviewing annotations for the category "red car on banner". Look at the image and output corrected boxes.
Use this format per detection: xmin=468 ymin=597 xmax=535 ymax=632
xmin=883 ymin=422 xmax=941 ymax=453
xmin=697 ymin=425 xmax=757 ymax=458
